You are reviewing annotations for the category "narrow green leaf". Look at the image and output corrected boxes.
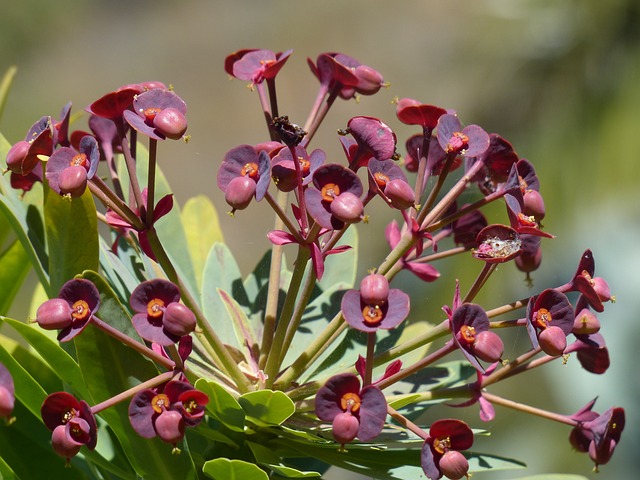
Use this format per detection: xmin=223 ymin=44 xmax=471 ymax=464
xmin=182 ymin=195 xmax=224 ymax=287
xmin=0 ymin=455 xmax=17 ymax=480
xmin=203 ymin=458 xmax=269 ymax=480
xmin=218 ymin=288 xmax=259 ymax=369
xmin=0 ymin=65 xmax=17 ymax=122
xmin=467 ymin=452 xmax=527 ymax=473
xmin=201 ymin=243 xmax=245 ymax=349
xmin=239 ymin=390 xmax=295 ymax=427
xmin=44 ymin=185 xmax=99 ymax=295
xmin=0 ymin=239 xmax=31 ymax=314
xmin=195 ymin=378 xmax=245 ymax=432
xmin=248 ymin=441 xmax=321 ymax=478
xmin=3 ymin=318 xmax=89 ymax=399
xmin=511 ymin=476 xmax=590 ymax=480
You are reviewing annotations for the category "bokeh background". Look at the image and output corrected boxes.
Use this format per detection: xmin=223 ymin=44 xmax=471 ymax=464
xmin=1 ymin=0 xmax=638 ymax=478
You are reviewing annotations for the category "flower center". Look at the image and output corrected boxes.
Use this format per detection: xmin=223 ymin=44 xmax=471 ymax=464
xmin=183 ymin=399 xmax=199 ymax=414
xmin=373 ymin=172 xmax=389 ymax=188
xmin=147 ymin=298 xmax=166 ymax=318
xmin=241 ymin=162 xmax=260 ymax=178
xmin=62 ymin=408 xmax=79 ymax=424
xmin=517 ymin=212 xmax=537 ymax=227
xmin=340 ymin=392 xmax=361 ymax=413
xmin=433 ymin=435 xmax=452 ymax=454
xmin=143 ymin=107 xmax=162 ymax=122
xmin=534 ymin=308 xmax=552 ymax=329
xmin=580 ymin=270 xmax=595 ymax=286
xmin=151 ymin=393 xmax=171 ymax=414
xmin=459 ymin=325 xmax=476 ymax=345
xmin=70 ymin=153 xmax=88 ymax=168
xmin=362 ymin=304 xmax=384 ymax=325
xmin=298 ymin=157 xmax=311 ymax=176
xmin=321 ymin=183 xmax=340 ymax=202
xmin=445 ymin=131 xmax=469 ymax=154
xmin=71 ymin=300 xmax=91 ymax=321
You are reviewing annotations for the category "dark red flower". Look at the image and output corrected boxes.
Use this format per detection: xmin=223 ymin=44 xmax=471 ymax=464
xmin=86 ymin=82 xmax=166 ymax=121
xmin=341 ymin=116 xmax=397 ymax=169
xmin=562 ymin=249 xmax=610 ymax=313
xmin=467 ymin=133 xmax=519 ymax=195
xmin=341 ymin=273 xmax=410 ymax=333
xmin=384 ymin=218 xmax=440 ymax=282
xmin=41 ymin=392 xmax=97 ymax=462
xmin=525 ymin=288 xmax=575 ymax=356
xmin=421 ymin=419 xmax=474 ymax=480
xmin=35 ymin=278 xmax=100 ymax=342
xmin=437 ymin=114 xmax=489 ymax=158
xmin=128 ymin=380 xmax=209 ymax=448
xmin=217 ymin=144 xmax=271 ymax=213
xmin=271 ymin=145 xmax=325 ymax=192
xmin=367 ymin=158 xmax=415 ymax=210
xmin=396 ymin=98 xmax=447 ymax=133
xmin=225 ymin=49 xmax=293 ymax=85
xmin=569 ymin=406 xmax=625 ymax=470
xmin=124 ymin=89 xmax=188 ymax=140
xmin=315 ymin=373 xmax=387 ymax=448
xmin=45 ymin=135 xmax=100 ymax=197
xmin=308 ymin=53 xmax=385 ymax=99
xmin=5 ymin=117 xmax=54 ymax=176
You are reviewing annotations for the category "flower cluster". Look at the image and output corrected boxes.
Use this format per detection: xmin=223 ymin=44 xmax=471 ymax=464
xmin=0 ymin=46 xmax=624 ymax=480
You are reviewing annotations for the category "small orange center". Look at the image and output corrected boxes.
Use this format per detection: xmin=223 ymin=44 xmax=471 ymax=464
xmin=143 ymin=107 xmax=162 ymax=122
xmin=70 ymin=153 xmax=88 ymax=168
xmin=459 ymin=325 xmax=476 ymax=344
xmin=433 ymin=436 xmax=452 ymax=454
xmin=362 ymin=304 xmax=384 ymax=325
xmin=373 ymin=172 xmax=389 ymax=188
xmin=241 ymin=162 xmax=260 ymax=178
xmin=152 ymin=393 xmax=170 ymax=414
xmin=340 ymin=392 xmax=361 ymax=413
xmin=71 ymin=300 xmax=90 ymax=321
xmin=298 ymin=157 xmax=311 ymax=175
xmin=518 ymin=212 xmax=537 ymax=227
xmin=534 ymin=308 xmax=552 ymax=329
xmin=147 ymin=298 xmax=166 ymax=318
xmin=321 ymin=183 xmax=340 ymax=202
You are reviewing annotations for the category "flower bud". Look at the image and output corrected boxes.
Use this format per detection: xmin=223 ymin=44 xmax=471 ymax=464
xmin=384 ymin=178 xmax=415 ymax=210
xmin=5 ymin=140 xmax=31 ymax=175
xmin=58 ymin=166 xmax=88 ymax=197
xmin=359 ymin=274 xmax=389 ymax=305
xmin=0 ymin=387 xmax=14 ymax=418
xmin=153 ymin=108 xmax=187 ymax=140
xmin=592 ymin=277 xmax=611 ymax=303
xmin=573 ymin=308 xmax=600 ymax=335
xmin=36 ymin=298 xmax=73 ymax=330
xmin=438 ymin=450 xmax=469 ymax=480
xmin=353 ymin=65 xmax=384 ymax=95
xmin=163 ymin=302 xmax=196 ymax=337
xmin=155 ymin=409 xmax=185 ymax=445
xmin=332 ymin=411 xmax=359 ymax=446
xmin=471 ymin=330 xmax=504 ymax=363
xmin=224 ymin=175 xmax=256 ymax=211
xmin=538 ymin=326 xmax=567 ymax=356
xmin=523 ymin=189 xmax=545 ymax=221
xmin=330 ymin=192 xmax=363 ymax=224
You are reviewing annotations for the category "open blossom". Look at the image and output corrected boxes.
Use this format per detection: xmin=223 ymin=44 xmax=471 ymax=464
xmin=421 ymin=419 xmax=474 ymax=480
xmin=225 ymin=48 xmax=293 ymax=85
xmin=124 ymin=89 xmax=188 ymax=140
xmin=525 ymin=288 xmax=575 ymax=356
xmin=217 ymin=144 xmax=271 ymax=213
xmin=45 ymin=135 xmax=101 ymax=197
xmin=315 ymin=373 xmax=387 ymax=448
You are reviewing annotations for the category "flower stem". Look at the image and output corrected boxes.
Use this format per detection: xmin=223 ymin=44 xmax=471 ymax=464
xmin=481 ymin=391 xmax=578 ymax=427
xmin=387 ymin=405 xmax=428 ymax=440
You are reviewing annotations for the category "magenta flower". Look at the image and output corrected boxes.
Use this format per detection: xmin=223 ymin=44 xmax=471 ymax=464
xmin=437 ymin=114 xmax=489 ymax=158
xmin=224 ymin=48 xmax=293 ymax=85
xmin=123 ymin=89 xmax=188 ymax=140
xmin=271 ymin=145 xmax=325 ymax=192
xmin=5 ymin=117 xmax=54 ymax=176
xmin=35 ymin=278 xmax=100 ymax=342
xmin=41 ymin=392 xmax=97 ymax=462
xmin=0 ymin=362 xmax=15 ymax=421
xmin=86 ymin=82 xmax=166 ymax=121
xmin=569 ymin=406 xmax=625 ymax=470
xmin=128 ymin=380 xmax=209 ymax=448
xmin=315 ymin=373 xmax=387 ymax=448
xmin=129 ymin=279 xmax=196 ymax=346
xmin=217 ymin=144 xmax=271 ymax=213
xmin=367 ymin=158 xmax=415 ymax=210
xmin=421 ymin=419 xmax=474 ymax=480
xmin=341 ymin=273 xmax=410 ymax=333
xmin=525 ymin=288 xmax=575 ymax=356
xmin=45 ymin=135 xmax=100 ymax=197
xmin=308 ymin=52 xmax=385 ymax=99
xmin=305 ymin=163 xmax=364 ymax=229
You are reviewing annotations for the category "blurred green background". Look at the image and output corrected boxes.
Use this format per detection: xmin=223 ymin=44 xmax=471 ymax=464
xmin=1 ymin=0 xmax=638 ymax=478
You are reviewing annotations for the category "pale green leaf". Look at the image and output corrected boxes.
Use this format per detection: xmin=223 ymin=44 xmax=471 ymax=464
xmin=203 ymin=458 xmax=269 ymax=480
xmin=195 ymin=378 xmax=245 ymax=432
xmin=239 ymin=389 xmax=295 ymax=427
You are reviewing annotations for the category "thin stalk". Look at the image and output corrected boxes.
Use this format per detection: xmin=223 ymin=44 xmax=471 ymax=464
xmin=120 ymin=135 xmax=145 ymax=215
xmin=263 ymin=191 xmax=305 ymax=244
xmin=481 ymin=391 xmax=577 ymax=427
xmin=89 ymin=176 xmax=143 ymax=231
xmin=462 ymin=262 xmax=497 ymax=304
xmin=363 ymin=332 xmax=376 ymax=386
xmin=91 ymin=371 xmax=175 ymax=415
xmin=145 ymin=138 xmax=158 ymax=227
xmin=387 ymin=406 xmax=428 ymax=440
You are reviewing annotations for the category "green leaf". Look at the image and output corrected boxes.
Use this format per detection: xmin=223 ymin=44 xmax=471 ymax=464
xmin=316 ymin=224 xmax=358 ymax=292
xmin=238 ymin=390 xmax=295 ymax=427
xmin=182 ymin=195 xmax=224 ymax=287
xmin=98 ymin=235 xmax=144 ymax=303
xmin=195 ymin=378 xmax=245 ymax=432
xmin=0 ymin=65 xmax=17 ymax=122
xmin=248 ymin=441 xmax=321 ymax=478
xmin=44 ymin=185 xmax=99 ymax=295
xmin=467 ymin=452 xmax=527 ymax=473
xmin=0 ymin=455 xmax=17 ymax=480
xmin=201 ymin=243 xmax=245 ymax=349
xmin=203 ymin=458 xmax=269 ymax=480
xmin=511 ymin=476 xmax=590 ymax=480
xmin=218 ymin=288 xmax=259 ymax=369
xmin=0 ymin=239 xmax=31 ymax=314
xmin=3 ymin=317 xmax=90 ymax=399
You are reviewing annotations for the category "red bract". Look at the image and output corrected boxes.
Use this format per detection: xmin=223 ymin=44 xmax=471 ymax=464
xmin=41 ymin=392 xmax=97 ymax=462
xmin=128 ymin=380 xmax=209 ymax=448
xmin=342 ymin=116 xmax=397 ymax=168
xmin=225 ymin=49 xmax=293 ymax=85
xmin=341 ymin=274 xmax=410 ymax=333
xmin=384 ymin=218 xmax=440 ymax=282
xmin=45 ymin=135 xmax=101 ymax=197
xmin=504 ymin=192 xmax=554 ymax=238
xmin=124 ymin=89 xmax=188 ymax=140
xmin=36 ymin=278 xmax=100 ymax=342
xmin=315 ymin=373 xmax=387 ymax=447
xmin=308 ymin=52 xmax=385 ymax=99
xmin=129 ymin=279 xmax=194 ymax=346
xmin=87 ymin=82 xmax=166 ymax=120
xmin=421 ymin=419 xmax=474 ymax=480
xmin=396 ymin=98 xmax=447 ymax=132
xmin=525 ymin=288 xmax=574 ymax=356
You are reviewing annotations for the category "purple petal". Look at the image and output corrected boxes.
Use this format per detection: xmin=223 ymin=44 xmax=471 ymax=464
xmin=128 ymin=389 xmax=158 ymax=438
xmin=315 ymin=373 xmax=360 ymax=422
xmin=357 ymin=385 xmax=387 ymax=441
